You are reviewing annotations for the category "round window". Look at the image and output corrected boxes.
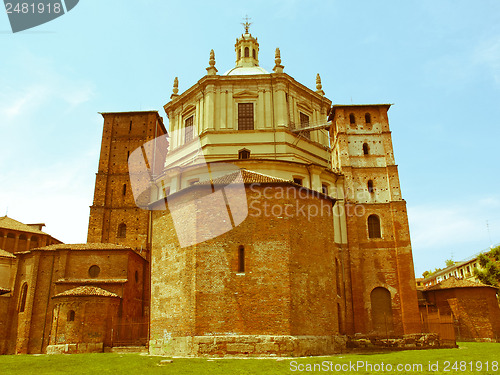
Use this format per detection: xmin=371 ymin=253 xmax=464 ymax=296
xmin=88 ymin=265 xmax=100 ymax=278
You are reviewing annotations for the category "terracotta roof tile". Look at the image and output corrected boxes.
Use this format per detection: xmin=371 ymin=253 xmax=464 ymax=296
xmin=0 ymin=249 xmax=16 ymax=258
xmin=425 ymin=276 xmax=496 ymax=291
xmin=53 ymin=286 xmax=120 ymax=298
xmin=195 ymin=169 xmax=291 ymax=186
xmin=31 ymin=243 xmax=132 ymax=251
xmin=0 ymin=216 xmax=50 ymax=236
xmin=155 ymin=168 xmax=335 ymax=207
xmin=55 ymin=278 xmax=128 ymax=284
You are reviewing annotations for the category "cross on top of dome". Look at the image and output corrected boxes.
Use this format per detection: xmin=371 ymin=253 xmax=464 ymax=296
xmin=241 ymin=15 xmax=252 ymax=34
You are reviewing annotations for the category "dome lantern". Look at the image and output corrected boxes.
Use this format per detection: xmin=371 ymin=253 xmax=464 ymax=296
xmin=234 ymin=16 xmax=259 ymax=68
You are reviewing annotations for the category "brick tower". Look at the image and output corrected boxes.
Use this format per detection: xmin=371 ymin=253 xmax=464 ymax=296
xmin=328 ymin=104 xmax=420 ymax=335
xmin=87 ymin=111 xmax=167 ymax=256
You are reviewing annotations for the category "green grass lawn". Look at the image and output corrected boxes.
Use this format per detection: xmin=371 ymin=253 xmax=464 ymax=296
xmin=0 ymin=342 xmax=498 ymax=375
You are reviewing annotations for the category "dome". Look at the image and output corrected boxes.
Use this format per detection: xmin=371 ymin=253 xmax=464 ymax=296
xmin=223 ymin=66 xmax=270 ymax=76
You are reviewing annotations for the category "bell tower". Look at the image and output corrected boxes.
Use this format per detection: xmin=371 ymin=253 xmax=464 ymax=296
xmin=328 ymin=104 xmax=420 ymax=335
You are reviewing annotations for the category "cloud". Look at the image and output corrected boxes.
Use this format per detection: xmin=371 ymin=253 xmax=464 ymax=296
xmin=0 ymin=49 xmax=95 ymax=125
xmin=474 ymin=35 xmax=500 ymax=85
xmin=0 ymin=147 xmax=99 ymax=243
xmin=408 ymin=198 xmax=500 ymax=276
xmin=408 ymin=204 xmax=485 ymax=250
xmin=0 ymin=85 xmax=50 ymax=119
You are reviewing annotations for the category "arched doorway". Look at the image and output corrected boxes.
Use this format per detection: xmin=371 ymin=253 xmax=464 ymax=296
xmin=370 ymin=287 xmax=393 ymax=333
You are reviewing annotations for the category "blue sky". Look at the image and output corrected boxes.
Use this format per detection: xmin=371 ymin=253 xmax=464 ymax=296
xmin=1 ymin=0 xmax=499 ymax=276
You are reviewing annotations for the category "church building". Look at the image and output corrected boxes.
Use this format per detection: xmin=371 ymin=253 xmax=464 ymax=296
xmin=1 ymin=24 xmax=422 ymax=356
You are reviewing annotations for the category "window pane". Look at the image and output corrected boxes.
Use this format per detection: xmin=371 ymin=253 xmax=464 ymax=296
xmin=185 ymin=116 xmax=194 ymax=143
xmin=238 ymin=103 xmax=254 ymax=130
xmin=300 ymin=112 xmax=310 ymax=139
xmin=368 ymin=215 xmax=381 ymax=238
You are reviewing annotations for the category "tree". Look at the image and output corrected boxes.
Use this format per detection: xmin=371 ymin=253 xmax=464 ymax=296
xmin=445 ymin=259 xmax=455 ymax=267
xmin=422 ymin=267 xmax=443 ymax=279
xmin=473 ymin=245 xmax=500 ymax=287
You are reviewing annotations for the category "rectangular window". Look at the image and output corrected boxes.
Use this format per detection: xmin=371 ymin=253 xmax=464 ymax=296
xmin=238 ymin=103 xmax=254 ymax=130
xmin=293 ymin=178 xmax=303 ymax=186
xmin=322 ymin=184 xmax=328 ymax=195
xmin=300 ymin=112 xmax=310 ymax=139
xmin=185 ymin=116 xmax=194 ymax=143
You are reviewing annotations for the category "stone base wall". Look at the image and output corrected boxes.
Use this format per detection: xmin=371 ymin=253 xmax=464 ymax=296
xmin=46 ymin=342 xmax=104 ymax=354
xmin=149 ymin=335 xmax=347 ymax=357
xmin=347 ymin=333 xmax=456 ymax=350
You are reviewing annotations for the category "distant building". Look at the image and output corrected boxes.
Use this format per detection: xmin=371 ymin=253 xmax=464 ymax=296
xmin=419 ymin=277 xmax=500 ymax=341
xmin=422 ymin=246 xmax=499 ymax=288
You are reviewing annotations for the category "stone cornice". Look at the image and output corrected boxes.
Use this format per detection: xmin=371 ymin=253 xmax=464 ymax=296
xmin=164 ymin=72 xmax=332 ymax=115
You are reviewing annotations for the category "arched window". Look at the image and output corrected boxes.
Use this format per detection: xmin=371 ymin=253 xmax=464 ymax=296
xmin=363 ymin=143 xmax=369 ymax=155
xmin=88 ymin=265 xmax=100 ymax=278
xmin=18 ymin=234 xmax=27 ymax=252
xmin=252 ymin=49 xmax=256 ymax=59
xmin=244 ymin=47 xmax=249 ymax=57
xmin=30 ymin=235 xmax=39 ymax=249
xmin=238 ymin=149 xmax=250 ymax=159
xmin=238 ymin=245 xmax=245 ymax=273
xmin=19 ymin=283 xmax=28 ymax=312
xmin=349 ymin=113 xmax=355 ymax=125
xmin=365 ymin=113 xmax=371 ymax=124
xmin=370 ymin=287 xmax=393 ymax=333
xmin=122 ymin=184 xmax=127 ymax=196
xmin=6 ymin=232 xmax=15 ymax=251
xmin=367 ymin=180 xmax=374 ymax=193
xmin=117 ymin=223 xmax=126 ymax=238
xmin=238 ymin=49 xmax=241 ymax=59
xmin=67 ymin=310 xmax=75 ymax=322
xmin=368 ymin=215 xmax=381 ymax=238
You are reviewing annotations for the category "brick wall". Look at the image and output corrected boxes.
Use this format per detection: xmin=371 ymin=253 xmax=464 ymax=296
xmin=149 ymin=183 xmax=346 ymax=356
xmin=424 ymin=287 xmax=500 ymax=340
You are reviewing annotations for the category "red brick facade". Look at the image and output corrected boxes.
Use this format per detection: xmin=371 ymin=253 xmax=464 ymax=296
xmin=149 ymin=182 xmax=346 ymax=356
xmin=2 ymin=244 xmax=147 ymax=354
xmin=87 ymin=111 xmax=167 ymax=256
xmin=421 ymin=278 xmax=500 ymax=341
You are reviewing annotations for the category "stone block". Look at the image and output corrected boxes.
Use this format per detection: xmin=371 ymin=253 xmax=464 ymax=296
xmin=226 ymin=343 xmax=254 ymax=353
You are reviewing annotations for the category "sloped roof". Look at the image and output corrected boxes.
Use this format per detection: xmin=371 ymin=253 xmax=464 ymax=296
xmin=0 ymin=249 xmax=16 ymax=258
xmin=425 ymin=276 xmax=496 ymax=291
xmin=0 ymin=216 xmax=48 ymax=235
xmin=197 ymin=169 xmax=291 ymax=186
xmin=53 ymin=286 xmax=120 ymax=298
xmin=30 ymin=243 xmax=132 ymax=252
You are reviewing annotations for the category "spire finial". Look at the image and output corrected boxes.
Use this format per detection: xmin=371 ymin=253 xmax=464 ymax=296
xmin=209 ymin=49 xmax=215 ymax=67
xmin=206 ymin=49 xmax=218 ymax=75
xmin=273 ymin=47 xmax=284 ymax=73
xmin=241 ymin=15 xmax=252 ymax=34
xmin=171 ymin=77 xmax=179 ymax=99
xmin=316 ymin=73 xmax=324 ymax=96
